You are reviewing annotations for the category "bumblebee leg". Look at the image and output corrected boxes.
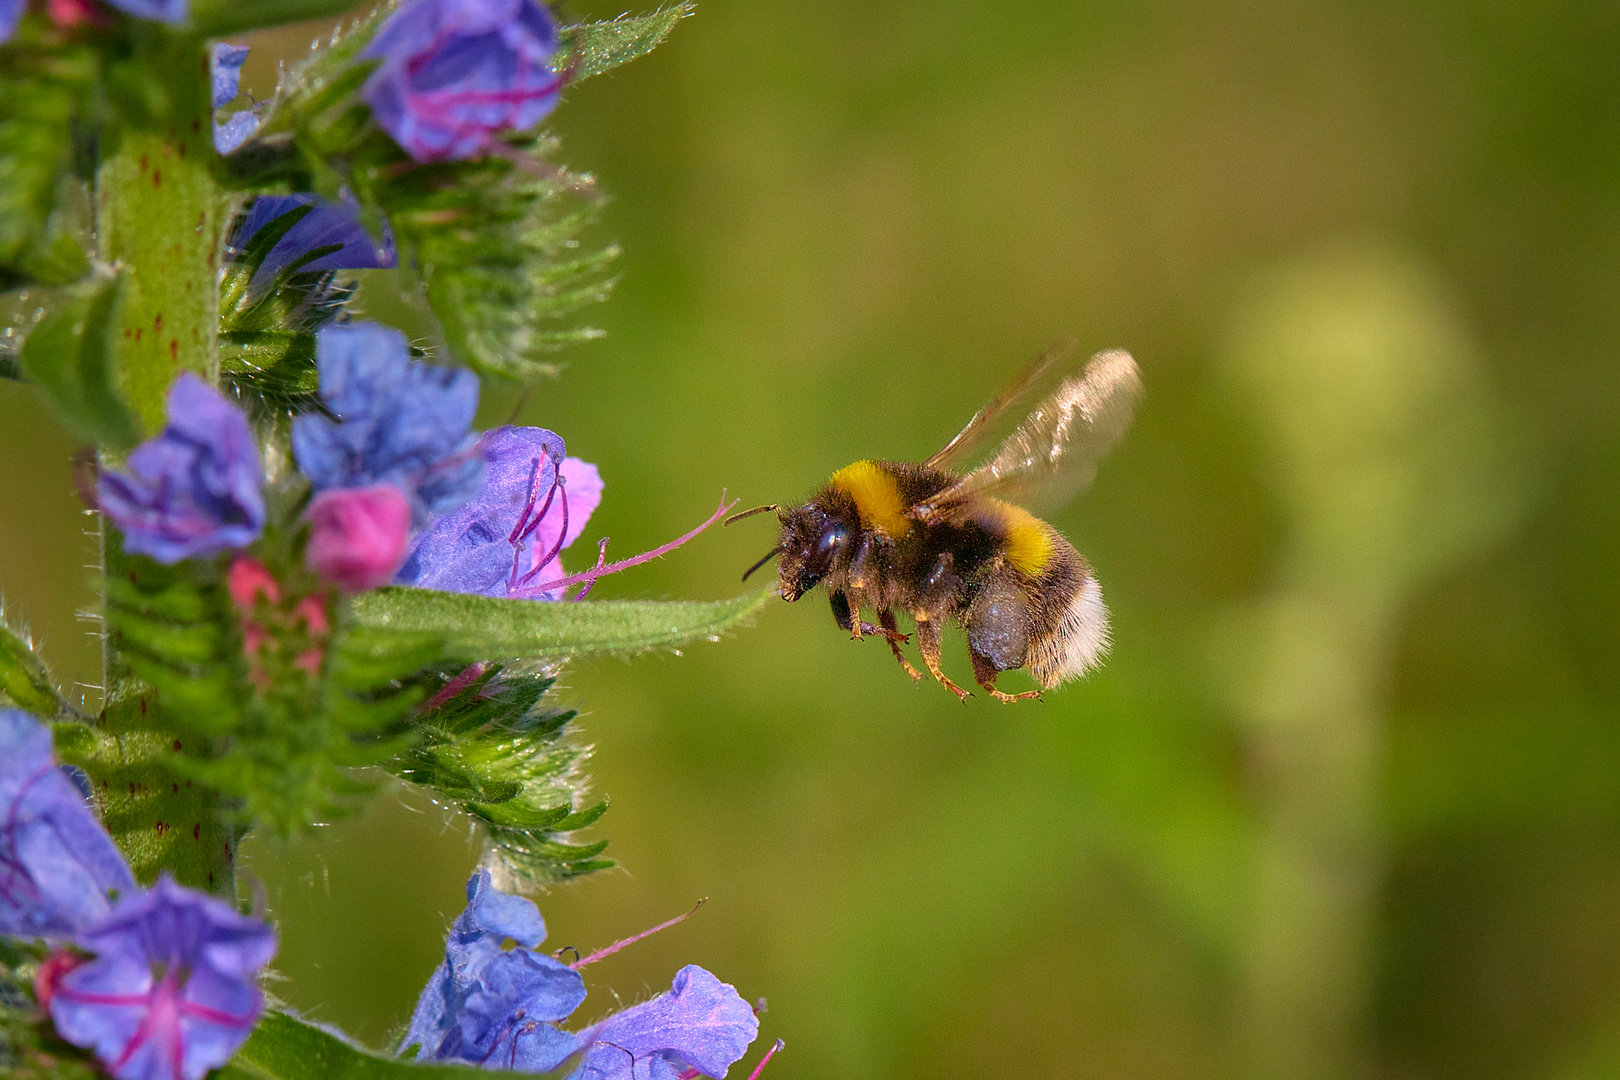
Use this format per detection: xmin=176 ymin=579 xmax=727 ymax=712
xmin=914 ymin=616 xmax=971 ymax=702
xmin=830 ymin=590 xmax=854 ymax=632
xmin=970 ymin=648 xmax=1041 ymax=703
xmin=879 ymin=610 xmax=922 ymax=682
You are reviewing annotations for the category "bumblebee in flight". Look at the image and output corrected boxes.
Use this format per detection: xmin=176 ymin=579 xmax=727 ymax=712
xmin=728 ymin=346 xmax=1142 ymax=702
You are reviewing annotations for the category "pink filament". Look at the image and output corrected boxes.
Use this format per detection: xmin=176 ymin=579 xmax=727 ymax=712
xmin=745 ymin=1040 xmax=786 ymax=1080
xmin=510 ymin=497 xmax=737 ymax=600
xmin=569 ymin=898 xmax=706 ymax=970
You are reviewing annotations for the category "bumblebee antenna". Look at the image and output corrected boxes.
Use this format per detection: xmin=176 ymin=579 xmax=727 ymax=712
xmin=742 ymin=546 xmax=784 ymax=582
xmin=725 ymin=504 xmax=779 ymax=526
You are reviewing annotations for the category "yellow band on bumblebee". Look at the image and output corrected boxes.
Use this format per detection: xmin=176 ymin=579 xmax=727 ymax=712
xmin=830 ymin=460 xmax=911 ymax=539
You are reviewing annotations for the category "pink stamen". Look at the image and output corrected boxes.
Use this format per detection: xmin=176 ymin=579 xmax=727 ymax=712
xmin=420 ymin=662 xmax=489 ymax=714
xmin=571 ymin=538 xmax=611 ymax=601
xmin=568 ymin=898 xmax=706 ymax=970
xmin=510 ymin=497 xmax=736 ymax=600
xmin=745 ymin=1039 xmax=786 ymax=1080
xmin=508 ymin=456 xmax=561 ymax=592
xmin=515 ymin=482 xmax=569 ymax=591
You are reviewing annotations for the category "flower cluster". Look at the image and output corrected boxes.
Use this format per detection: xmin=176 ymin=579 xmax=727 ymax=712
xmin=3 ymin=5 xmax=773 ymax=1079
xmin=2 ymin=710 xmax=276 ymax=1080
xmin=405 ymin=871 xmax=764 ymax=1079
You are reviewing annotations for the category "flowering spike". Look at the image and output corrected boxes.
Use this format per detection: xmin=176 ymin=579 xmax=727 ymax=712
xmin=568 ymin=898 xmax=706 ymax=970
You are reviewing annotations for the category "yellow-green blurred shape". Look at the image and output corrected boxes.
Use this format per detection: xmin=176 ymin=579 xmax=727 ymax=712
xmin=1215 ymin=242 xmax=1522 ymax=1080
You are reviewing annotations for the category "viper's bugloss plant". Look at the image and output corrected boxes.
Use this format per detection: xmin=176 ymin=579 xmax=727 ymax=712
xmin=0 ymin=0 xmax=774 ymax=1074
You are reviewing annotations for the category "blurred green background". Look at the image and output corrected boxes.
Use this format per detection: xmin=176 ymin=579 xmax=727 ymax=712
xmin=5 ymin=2 xmax=1620 ymax=1077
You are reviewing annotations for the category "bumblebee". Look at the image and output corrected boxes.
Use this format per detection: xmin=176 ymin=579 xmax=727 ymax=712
xmin=728 ymin=346 xmax=1142 ymax=703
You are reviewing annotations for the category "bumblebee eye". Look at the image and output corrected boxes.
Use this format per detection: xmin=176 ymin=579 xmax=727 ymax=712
xmin=815 ymin=525 xmax=846 ymax=559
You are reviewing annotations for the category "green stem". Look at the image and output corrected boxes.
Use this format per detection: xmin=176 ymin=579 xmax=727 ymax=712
xmin=1237 ymin=594 xmax=1389 ymax=1080
xmin=82 ymin=34 xmax=237 ymax=896
xmin=96 ymin=37 xmax=221 ymax=431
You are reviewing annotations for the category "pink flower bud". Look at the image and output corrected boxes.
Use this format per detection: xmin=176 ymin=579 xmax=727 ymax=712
xmin=227 ymin=556 xmax=280 ymax=610
xmin=304 ymin=486 xmax=412 ymax=592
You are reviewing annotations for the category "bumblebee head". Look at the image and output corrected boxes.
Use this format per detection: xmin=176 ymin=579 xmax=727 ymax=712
xmin=772 ymin=501 xmax=854 ymax=602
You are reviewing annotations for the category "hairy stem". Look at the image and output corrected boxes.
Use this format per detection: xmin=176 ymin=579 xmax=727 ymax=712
xmin=82 ymin=35 xmax=236 ymax=895
xmin=96 ymin=37 xmax=221 ymax=431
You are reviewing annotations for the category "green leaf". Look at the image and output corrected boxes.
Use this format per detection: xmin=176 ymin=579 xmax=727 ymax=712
xmin=17 ymin=271 xmax=140 ymax=449
xmin=218 ymin=1010 xmax=493 ymax=1080
xmin=560 ymin=3 xmax=696 ymax=82
xmin=0 ymin=38 xmax=97 ymax=283
xmin=0 ymin=619 xmax=63 ymax=716
xmin=190 ymin=0 xmax=370 ymax=37
xmin=351 ymin=588 xmax=772 ymax=662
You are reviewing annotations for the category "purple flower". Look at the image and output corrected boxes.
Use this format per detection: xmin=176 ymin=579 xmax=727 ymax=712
xmin=291 ymin=323 xmax=484 ymax=523
xmin=49 ymin=876 xmax=275 ymax=1080
xmin=228 ymin=194 xmax=397 ymax=294
xmin=0 ymin=0 xmax=23 ymax=44
xmin=106 ymin=0 xmax=186 ymax=19
xmin=211 ymin=43 xmax=259 ymax=154
xmin=211 ymin=43 xmax=249 ymax=108
xmin=304 ymin=485 xmax=413 ymax=592
xmin=0 ymin=709 xmax=136 ymax=939
xmin=569 ymin=966 xmax=760 ymax=1080
xmin=403 ymin=870 xmax=586 ymax=1070
xmin=99 ymin=374 xmax=265 ymax=564
xmin=361 ymin=0 xmax=566 ymax=162
xmin=395 ymin=426 xmax=601 ymax=597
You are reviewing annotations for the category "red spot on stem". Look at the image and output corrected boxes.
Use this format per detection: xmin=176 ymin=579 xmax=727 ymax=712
xmin=153 ymin=314 xmax=162 ymax=332
xmin=152 ymin=170 xmax=161 ymax=188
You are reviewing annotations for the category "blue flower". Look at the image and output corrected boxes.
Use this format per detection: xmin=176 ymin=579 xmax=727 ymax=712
xmin=228 ymin=194 xmax=397 ymax=295
xmin=568 ymin=966 xmax=760 ymax=1080
xmin=395 ymin=426 xmax=601 ymax=596
xmin=0 ymin=0 xmax=22 ymax=44
xmin=106 ymin=0 xmax=186 ymax=19
xmin=0 ymin=709 xmax=136 ymax=939
xmin=211 ymin=43 xmax=260 ymax=154
xmin=403 ymin=870 xmax=586 ymax=1070
xmin=291 ymin=323 xmax=484 ymax=523
xmin=98 ymin=374 xmax=266 ymax=564
xmin=211 ymin=43 xmax=249 ymax=108
xmin=361 ymin=0 xmax=565 ymax=162
xmin=49 ymin=875 xmax=276 ymax=1080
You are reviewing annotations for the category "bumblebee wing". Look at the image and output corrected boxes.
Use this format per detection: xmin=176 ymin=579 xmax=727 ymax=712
xmin=924 ymin=339 xmax=1078 ymax=471
xmin=915 ymin=349 xmax=1142 ymax=521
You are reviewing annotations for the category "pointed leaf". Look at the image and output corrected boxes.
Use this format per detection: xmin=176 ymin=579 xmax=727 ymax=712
xmin=350 ymin=588 xmax=770 ymax=662
xmin=560 ymin=3 xmax=695 ymax=82
xmin=18 ymin=272 xmax=140 ymax=448
xmin=0 ymin=621 xmax=62 ymax=715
